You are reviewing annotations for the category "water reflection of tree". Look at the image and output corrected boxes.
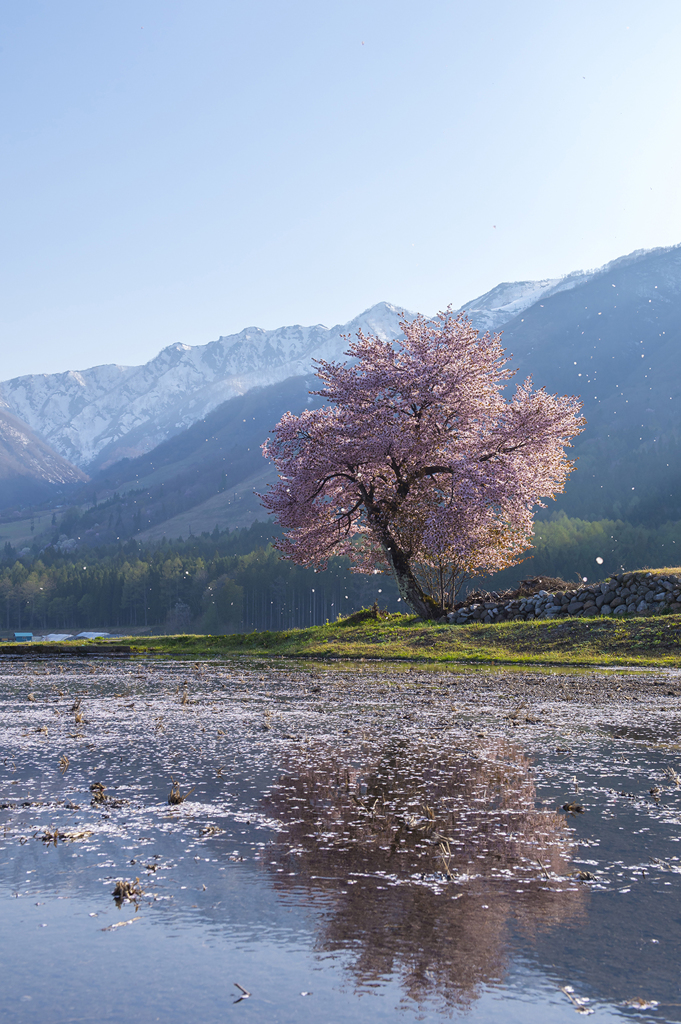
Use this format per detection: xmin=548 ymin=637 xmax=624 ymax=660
xmin=262 ymin=738 xmax=585 ymax=1010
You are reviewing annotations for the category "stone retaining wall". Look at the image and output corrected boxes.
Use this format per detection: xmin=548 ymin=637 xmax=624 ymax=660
xmin=447 ymin=572 xmax=681 ymax=626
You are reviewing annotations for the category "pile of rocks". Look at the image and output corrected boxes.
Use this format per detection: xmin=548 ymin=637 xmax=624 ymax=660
xmin=446 ymin=571 xmax=681 ymax=626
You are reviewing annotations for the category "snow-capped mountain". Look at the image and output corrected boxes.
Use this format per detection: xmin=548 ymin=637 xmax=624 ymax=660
xmin=1 ymin=244 xmax=679 ymax=473
xmin=457 ymin=277 xmax=573 ymax=333
xmin=456 ymin=245 xmax=680 ymax=333
xmin=0 ymin=302 xmax=409 ymax=469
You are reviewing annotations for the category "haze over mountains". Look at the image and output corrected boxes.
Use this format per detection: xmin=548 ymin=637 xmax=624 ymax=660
xmin=1 ymin=243 xmax=680 ymax=542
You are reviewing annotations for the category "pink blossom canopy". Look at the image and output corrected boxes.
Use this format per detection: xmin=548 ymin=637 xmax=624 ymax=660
xmin=261 ymin=310 xmax=584 ymax=617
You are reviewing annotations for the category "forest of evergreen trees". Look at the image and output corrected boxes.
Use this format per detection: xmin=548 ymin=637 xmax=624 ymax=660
xmin=0 ymin=523 xmax=401 ymax=633
xmin=1 ymin=514 xmax=679 ymax=634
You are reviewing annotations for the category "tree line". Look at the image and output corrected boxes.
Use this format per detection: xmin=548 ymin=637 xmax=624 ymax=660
xmin=469 ymin=512 xmax=681 ymax=592
xmin=0 ymin=524 xmax=401 ymax=633
xmin=1 ymin=515 xmax=679 ymax=634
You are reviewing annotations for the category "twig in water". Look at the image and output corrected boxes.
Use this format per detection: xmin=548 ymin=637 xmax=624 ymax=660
xmin=101 ymin=916 xmax=141 ymax=931
xmin=439 ymin=839 xmax=456 ymax=880
xmin=233 ymin=982 xmax=251 ymax=1004
xmin=536 ymin=857 xmax=550 ymax=881
xmin=560 ymin=985 xmax=594 ymax=1014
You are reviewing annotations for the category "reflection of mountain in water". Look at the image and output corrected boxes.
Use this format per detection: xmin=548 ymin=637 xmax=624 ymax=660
xmin=262 ymin=737 xmax=586 ymax=1009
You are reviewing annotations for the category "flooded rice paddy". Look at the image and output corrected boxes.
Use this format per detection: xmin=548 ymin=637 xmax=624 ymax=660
xmin=1 ymin=658 xmax=681 ymax=1022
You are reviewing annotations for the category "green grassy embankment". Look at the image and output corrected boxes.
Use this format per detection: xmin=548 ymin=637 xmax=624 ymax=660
xmin=56 ymin=608 xmax=681 ymax=667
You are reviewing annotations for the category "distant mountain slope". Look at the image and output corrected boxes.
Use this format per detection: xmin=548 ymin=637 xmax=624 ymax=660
xmin=3 ymin=243 xmax=677 ymax=478
xmin=0 ymin=302 xmax=408 ymax=470
xmin=61 ymin=376 xmax=320 ymax=545
xmin=495 ymin=244 xmax=681 ymax=523
xmin=0 ymin=408 xmax=87 ymax=508
xmin=455 ymin=245 xmax=679 ymax=332
xmin=134 ymin=466 xmax=276 ymax=540
xmin=107 ymin=242 xmax=678 ymax=540
xmin=457 ymin=277 xmax=569 ymax=332
xmin=7 ymin=242 xmax=681 ymax=539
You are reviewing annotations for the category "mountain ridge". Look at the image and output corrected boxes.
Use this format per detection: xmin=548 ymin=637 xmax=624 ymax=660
xmin=77 ymin=241 xmax=681 ymax=542
xmin=2 ymin=241 xmax=681 ymax=532
xmin=4 ymin=242 xmax=678 ymax=471
xmin=0 ymin=302 xmax=409 ymax=469
xmin=456 ymin=244 xmax=681 ymax=332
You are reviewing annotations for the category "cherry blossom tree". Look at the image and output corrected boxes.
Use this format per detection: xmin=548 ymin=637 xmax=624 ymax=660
xmin=261 ymin=310 xmax=584 ymax=619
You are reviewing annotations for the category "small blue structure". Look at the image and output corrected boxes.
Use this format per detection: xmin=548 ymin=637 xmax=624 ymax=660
xmin=14 ymin=632 xmax=33 ymax=643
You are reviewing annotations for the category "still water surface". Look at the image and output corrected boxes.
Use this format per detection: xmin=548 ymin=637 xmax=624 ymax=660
xmin=1 ymin=660 xmax=680 ymax=1022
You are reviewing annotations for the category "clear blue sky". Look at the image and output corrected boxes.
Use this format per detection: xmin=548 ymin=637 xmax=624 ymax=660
xmin=2 ymin=0 xmax=681 ymax=379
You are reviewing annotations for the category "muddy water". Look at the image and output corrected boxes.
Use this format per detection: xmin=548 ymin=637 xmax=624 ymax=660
xmin=1 ymin=659 xmax=681 ymax=1023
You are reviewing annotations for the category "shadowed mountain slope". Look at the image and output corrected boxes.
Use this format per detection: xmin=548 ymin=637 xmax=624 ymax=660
xmin=0 ymin=408 xmax=87 ymax=509
xmin=495 ymin=244 xmax=681 ymax=523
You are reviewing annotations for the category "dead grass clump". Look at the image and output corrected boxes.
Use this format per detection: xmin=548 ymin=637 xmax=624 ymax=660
xmin=41 ymin=827 xmax=61 ymax=846
xmin=88 ymin=781 xmax=127 ymax=809
xmin=39 ymin=827 xmax=93 ymax=845
xmin=337 ymin=602 xmax=388 ymax=626
xmin=112 ymin=878 xmax=143 ymax=904
xmin=168 ymin=778 xmax=195 ymax=805
xmin=90 ymin=781 xmax=107 ymax=804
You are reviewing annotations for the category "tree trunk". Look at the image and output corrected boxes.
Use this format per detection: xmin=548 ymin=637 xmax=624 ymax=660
xmin=362 ymin=493 xmax=444 ymax=619
xmin=378 ymin=532 xmax=444 ymax=620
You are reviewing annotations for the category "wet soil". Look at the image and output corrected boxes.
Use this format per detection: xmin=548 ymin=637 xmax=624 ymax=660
xmin=1 ymin=659 xmax=681 ymax=1022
